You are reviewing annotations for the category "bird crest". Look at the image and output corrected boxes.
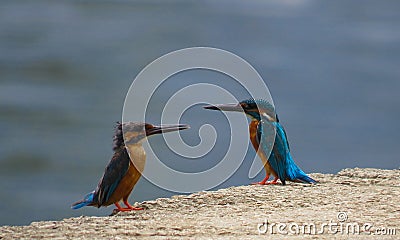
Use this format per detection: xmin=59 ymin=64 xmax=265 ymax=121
xmin=112 ymin=122 xmax=124 ymax=151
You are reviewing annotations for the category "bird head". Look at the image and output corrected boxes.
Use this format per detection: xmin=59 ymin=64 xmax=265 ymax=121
xmin=113 ymin=122 xmax=189 ymax=149
xmin=203 ymin=98 xmax=278 ymax=122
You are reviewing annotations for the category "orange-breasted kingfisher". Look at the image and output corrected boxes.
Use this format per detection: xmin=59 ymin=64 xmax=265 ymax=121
xmin=72 ymin=122 xmax=189 ymax=211
xmin=204 ymin=99 xmax=316 ymax=185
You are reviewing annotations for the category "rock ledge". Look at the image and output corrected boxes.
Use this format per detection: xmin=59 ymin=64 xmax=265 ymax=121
xmin=1 ymin=168 xmax=399 ymax=239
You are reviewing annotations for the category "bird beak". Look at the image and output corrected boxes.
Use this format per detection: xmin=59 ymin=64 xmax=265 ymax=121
xmin=203 ymin=103 xmax=243 ymax=112
xmin=145 ymin=124 xmax=190 ymax=136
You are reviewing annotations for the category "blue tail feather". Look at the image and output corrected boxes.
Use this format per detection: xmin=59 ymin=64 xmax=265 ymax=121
xmin=295 ymin=173 xmax=317 ymax=184
xmin=285 ymin=155 xmax=317 ymax=184
xmin=289 ymin=165 xmax=317 ymax=184
xmin=265 ymin=122 xmax=317 ymax=185
xmin=71 ymin=191 xmax=95 ymax=209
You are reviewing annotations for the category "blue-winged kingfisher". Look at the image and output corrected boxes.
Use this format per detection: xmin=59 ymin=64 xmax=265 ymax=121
xmin=72 ymin=122 xmax=189 ymax=211
xmin=204 ymin=99 xmax=316 ymax=185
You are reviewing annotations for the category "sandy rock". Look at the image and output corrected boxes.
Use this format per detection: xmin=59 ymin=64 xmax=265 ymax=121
xmin=1 ymin=168 xmax=399 ymax=239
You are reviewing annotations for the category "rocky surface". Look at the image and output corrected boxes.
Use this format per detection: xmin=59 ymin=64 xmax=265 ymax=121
xmin=1 ymin=168 xmax=399 ymax=239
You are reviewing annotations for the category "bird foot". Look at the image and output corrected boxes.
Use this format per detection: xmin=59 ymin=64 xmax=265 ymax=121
xmin=251 ymin=180 xmax=280 ymax=185
xmin=265 ymin=181 xmax=280 ymax=185
xmin=251 ymin=181 xmax=267 ymax=185
xmin=122 ymin=200 xmax=144 ymax=211
xmin=113 ymin=206 xmax=144 ymax=212
xmin=128 ymin=206 xmax=144 ymax=211
xmin=114 ymin=202 xmax=144 ymax=212
xmin=114 ymin=207 xmax=133 ymax=212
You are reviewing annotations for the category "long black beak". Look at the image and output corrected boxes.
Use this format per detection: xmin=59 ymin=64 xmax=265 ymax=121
xmin=146 ymin=124 xmax=190 ymax=136
xmin=203 ymin=103 xmax=243 ymax=112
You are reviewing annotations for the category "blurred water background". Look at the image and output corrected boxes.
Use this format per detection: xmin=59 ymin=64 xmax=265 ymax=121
xmin=1 ymin=0 xmax=399 ymax=226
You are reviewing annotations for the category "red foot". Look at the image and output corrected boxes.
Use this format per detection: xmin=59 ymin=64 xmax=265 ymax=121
xmin=129 ymin=207 xmax=144 ymax=210
xmin=251 ymin=181 xmax=267 ymax=185
xmin=114 ymin=202 xmax=143 ymax=212
xmin=251 ymin=176 xmax=280 ymax=185
xmin=251 ymin=175 xmax=269 ymax=185
xmin=115 ymin=208 xmax=132 ymax=212
xmin=114 ymin=203 xmax=132 ymax=212
xmin=123 ymin=200 xmax=144 ymax=211
xmin=265 ymin=179 xmax=280 ymax=185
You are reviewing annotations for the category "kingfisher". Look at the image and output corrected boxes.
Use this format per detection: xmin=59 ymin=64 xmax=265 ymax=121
xmin=204 ymin=99 xmax=316 ymax=185
xmin=72 ymin=122 xmax=189 ymax=211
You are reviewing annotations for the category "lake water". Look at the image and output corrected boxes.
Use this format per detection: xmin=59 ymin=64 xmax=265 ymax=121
xmin=0 ymin=0 xmax=399 ymax=226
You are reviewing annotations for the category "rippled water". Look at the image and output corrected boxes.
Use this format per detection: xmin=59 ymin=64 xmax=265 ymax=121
xmin=0 ymin=0 xmax=399 ymax=226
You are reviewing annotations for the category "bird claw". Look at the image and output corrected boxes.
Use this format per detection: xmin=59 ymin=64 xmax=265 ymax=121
xmin=114 ymin=202 xmax=144 ymax=212
xmin=251 ymin=180 xmax=280 ymax=185
xmin=265 ymin=181 xmax=280 ymax=185
xmin=113 ymin=206 xmax=144 ymax=213
xmin=251 ymin=181 xmax=267 ymax=185
xmin=115 ymin=207 xmax=132 ymax=212
xmin=129 ymin=206 xmax=144 ymax=211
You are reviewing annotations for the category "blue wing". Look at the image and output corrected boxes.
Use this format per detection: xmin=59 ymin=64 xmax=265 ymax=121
xmin=94 ymin=147 xmax=130 ymax=206
xmin=258 ymin=120 xmax=288 ymax=184
xmin=258 ymin=120 xmax=316 ymax=185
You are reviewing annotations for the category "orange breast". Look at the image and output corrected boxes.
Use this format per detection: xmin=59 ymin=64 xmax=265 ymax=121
xmin=105 ymin=161 xmax=142 ymax=205
xmin=249 ymin=120 xmax=276 ymax=177
xmin=249 ymin=120 xmax=260 ymax=152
